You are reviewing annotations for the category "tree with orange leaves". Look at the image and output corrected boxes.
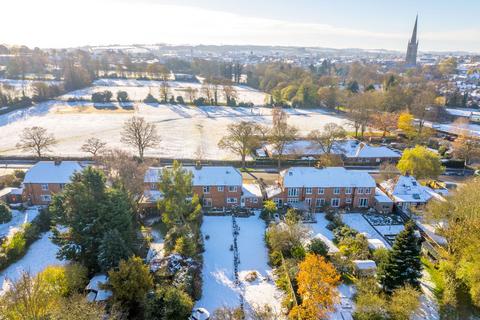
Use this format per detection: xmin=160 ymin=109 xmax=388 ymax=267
xmin=289 ymin=254 xmax=340 ymax=320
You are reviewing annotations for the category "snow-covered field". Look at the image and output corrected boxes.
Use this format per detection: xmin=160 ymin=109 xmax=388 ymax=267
xmin=0 ymin=96 xmax=350 ymax=159
xmin=62 ymin=79 xmax=268 ymax=106
xmin=196 ymin=214 xmax=283 ymax=317
xmin=0 ymin=231 xmax=64 ymax=294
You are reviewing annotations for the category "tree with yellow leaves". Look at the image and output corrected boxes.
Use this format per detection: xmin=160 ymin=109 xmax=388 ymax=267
xmin=289 ymin=254 xmax=340 ymax=320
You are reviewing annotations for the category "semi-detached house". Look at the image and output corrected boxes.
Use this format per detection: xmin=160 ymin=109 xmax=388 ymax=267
xmin=144 ymin=165 xmax=243 ymax=209
xmin=269 ymin=167 xmax=376 ymax=211
xmin=22 ymin=161 xmax=82 ymax=205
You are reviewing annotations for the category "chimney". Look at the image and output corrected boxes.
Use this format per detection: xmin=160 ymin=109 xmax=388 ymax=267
xmin=54 ymin=160 xmax=62 ymax=166
xmin=195 ymin=161 xmax=202 ymax=170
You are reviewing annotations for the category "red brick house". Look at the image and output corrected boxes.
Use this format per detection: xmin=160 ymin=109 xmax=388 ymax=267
xmin=22 ymin=161 xmax=83 ymax=206
xmin=144 ymin=165 xmax=243 ymax=209
xmin=268 ymin=167 xmax=376 ymax=212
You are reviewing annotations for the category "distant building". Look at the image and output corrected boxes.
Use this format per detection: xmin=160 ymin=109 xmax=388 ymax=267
xmin=405 ymin=15 xmax=419 ymax=67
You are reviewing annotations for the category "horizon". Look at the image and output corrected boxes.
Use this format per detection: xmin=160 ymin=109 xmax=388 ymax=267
xmin=1 ymin=0 xmax=479 ymax=53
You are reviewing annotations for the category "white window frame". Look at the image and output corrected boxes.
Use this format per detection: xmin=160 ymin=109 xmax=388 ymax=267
xmin=40 ymin=195 xmax=51 ymax=202
xmin=345 ymin=187 xmax=352 ymax=194
xmin=288 ymin=188 xmax=299 ymax=197
xmin=305 ymin=187 xmax=312 ymax=195
xmin=305 ymin=198 xmax=312 ymax=206
xmin=253 ymin=198 xmax=258 ymax=203
xmin=345 ymin=197 xmax=352 ymax=204
xmin=227 ymin=197 xmax=238 ymax=204
xmin=203 ymin=198 xmax=212 ymax=207
xmin=41 ymin=184 xmax=49 ymax=191
xmin=228 ymin=186 xmax=237 ymax=192
xmin=357 ymin=187 xmax=364 ymax=194
xmin=359 ymin=198 xmax=369 ymax=208
xmin=287 ymin=198 xmax=299 ymax=204
xmin=365 ymin=187 xmax=371 ymax=194
xmin=318 ymin=188 xmax=325 ymax=195
xmin=217 ymin=186 xmax=224 ymax=192
xmin=316 ymin=198 xmax=325 ymax=208
xmin=203 ymin=186 xmax=210 ymax=194
xmin=333 ymin=187 xmax=340 ymax=195
xmin=331 ymin=198 xmax=340 ymax=207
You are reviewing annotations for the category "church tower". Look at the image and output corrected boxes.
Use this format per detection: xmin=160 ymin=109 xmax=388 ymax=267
xmin=405 ymin=15 xmax=418 ymax=67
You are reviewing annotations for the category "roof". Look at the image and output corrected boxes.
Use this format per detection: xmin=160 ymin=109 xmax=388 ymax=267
xmin=380 ymin=175 xmax=433 ymax=204
xmin=352 ymin=260 xmax=377 ymax=270
xmin=86 ymin=274 xmax=112 ymax=302
xmin=145 ymin=166 xmax=242 ymax=186
xmin=265 ymin=185 xmax=282 ymax=198
xmin=23 ymin=161 xmax=82 ymax=184
xmin=367 ymin=238 xmax=387 ymax=250
xmin=280 ymin=167 xmax=376 ymax=188
xmin=242 ymin=183 xmax=263 ymax=198
xmin=263 ymin=139 xmax=400 ymax=159
xmin=374 ymin=187 xmax=393 ymax=203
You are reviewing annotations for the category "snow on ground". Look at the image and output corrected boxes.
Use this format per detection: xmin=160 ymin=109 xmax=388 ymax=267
xmin=341 ymin=213 xmax=391 ymax=249
xmin=330 ymin=284 xmax=355 ymax=320
xmin=62 ymin=79 xmax=268 ymax=106
xmin=146 ymin=228 xmax=164 ymax=262
xmin=0 ymin=97 xmax=350 ymax=159
xmin=0 ymin=207 xmax=39 ymax=239
xmin=196 ymin=215 xmax=283 ymax=317
xmin=413 ymin=271 xmax=440 ymax=320
xmin=0 ymin=231 xmax=65 ymax=294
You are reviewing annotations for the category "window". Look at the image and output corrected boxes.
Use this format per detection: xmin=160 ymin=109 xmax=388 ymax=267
xmin=203 ymin=198 xmax=212 ymax=207
xmin=150 ymin=183 xmax=157 ymax=190
xmin=333 ymin=187 xmax=340 ymax=195
xmin=217 ymin=186 xmax=224 ymax=192
xmin=203 ymin=186 xmax=210 ymax=194
xmin=365 ymin=187 xmax=371 ymax=194
xmin=59 ymin=184 xmax=66 ymax=190
xmin=357 ymin=187 xmax=364 ymax=194
xmin=345 ymin=187 xmax=352 ymax=194
xmin=287 ymin=198 xmax=299 ymax=204
xmin=227 ymin=197 xmax=238 ymax=204
xmin=359 ymin=198 xmax=369 ymax=207
xmin=288 ymin=188 xmax=299 ymax=197
xmin=305 ymin=198 xmax=312 ymax=206
xmin=345 ymin=197 xmax=352 ymax=204
xmin=41 ymin=184 xmax=49 ymax=191
xmin=40 ymin=195 xmax=51 ymax=202
xmin=318 ymin=188 xmax=325 ymax=195
xmin=316 ymin=198 xmax=325 ymax=207
xmin=305 ymin=187 xmax=312 ymax=195
xmin=253 ymin=198 xmax=258 ymax=203
xmin=331 ymin=198 xmax=340 ymax=207
xmin=228 ymin=186 xmax=237 ymax=192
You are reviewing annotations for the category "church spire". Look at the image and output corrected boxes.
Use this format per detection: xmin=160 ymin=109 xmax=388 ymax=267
xmin=410 ymin=14 xmax=418 ymax=44
xmin=405 ymin=15 xmax=419 ymax=67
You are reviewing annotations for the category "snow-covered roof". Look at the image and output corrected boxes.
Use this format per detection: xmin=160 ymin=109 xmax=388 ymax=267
xmin=242 ymin=183 xmax=263 ymax=198
xmin=352 ymin=260 xmax=377 ymax=270
xmin=374 ymin=187 xmax=393 ymax=203
xmin=380 ymin=175 xmax=433 ymax=204
xmin=280 ymin=167 xmax=376 ymax=188
xmin=263 ymin=139 xmax=400 ymax=159
xmin=145 ymin=166 xmax=242 ymax=186
xmin=86 ymin=274 xmax=112 ymax=302
xmin=265 ymin=185 xmax=282 ymax=198
xmin=367 ymin=238 xmax=387 ymax=250
xmin=23 ymin=161 xmax=82 ymax=184
xmin=142 ymin=190 xmax=163 ymax=203
xmin=190 ymin=308 xmax=211 ymax=320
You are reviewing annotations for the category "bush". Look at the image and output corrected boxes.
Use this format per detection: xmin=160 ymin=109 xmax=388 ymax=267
xmin=333 ymin=225 xmax=358 ymax=244
xmin=0 ymin=202 xmax=12 ymax=223
xmin=143 ymin=93 xmax=159 ymax=104
xmin=308 ymin=238 xmax=329 ymax=257
xmin=176 ymin=96 xmax=185 ymax=105
xmin=91 ymin=91 xmax=113 ymax=103
xmin=291 ymin=245 xmax=306 ymax=260
xmin=269 ymin=250 xmax=283 ymax=267
xmin=116 ymin=91 xmax=130 ymax=102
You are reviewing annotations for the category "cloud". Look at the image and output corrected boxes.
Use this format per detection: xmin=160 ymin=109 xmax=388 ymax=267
xmin=0 ymin=0 xmax=478 ymax=52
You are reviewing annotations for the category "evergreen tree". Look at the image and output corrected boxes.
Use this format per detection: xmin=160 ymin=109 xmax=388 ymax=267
xmin=50 ymin=167 xmax=136 ymax=272
xmin=378 ymin=221 xmax=422 ymax=293
xmin=97 ymin=229 xmax=132 ymax=272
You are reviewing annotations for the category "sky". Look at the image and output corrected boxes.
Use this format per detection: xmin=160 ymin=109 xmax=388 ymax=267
xmin=1 ymin=0 xmax=479 ymax=52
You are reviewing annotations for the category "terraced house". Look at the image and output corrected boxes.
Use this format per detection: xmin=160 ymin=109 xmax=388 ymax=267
xmin=144 ymin=165 xmax=243 ymax=209
xmin=22 ymin=161 xmax=83 ymax=205
xmin=268 ymin=167 xmax=376 ymax=211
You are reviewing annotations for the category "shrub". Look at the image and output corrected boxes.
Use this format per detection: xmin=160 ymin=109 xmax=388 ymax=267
xmin=116 ymin=91 xmax=129 ymax=102
xmin=333 ymin=225 xmax=358 ymax=244
xmin=291 ymin=245 xmax=306 ymax=260
xmin=176 ymin=96 xmax=185 ymax=104
xmin=143 ymin=93 xmax=159 ymax=104
xmin=91 ymin=90 xmax=113 ymax=103
xmin=308 ymin=238 xmax=329 ymax=257
xmin=269 ymin=250 xmax=283 ymax=267
xmin=0 ymin=202 xmax=12 ymax=223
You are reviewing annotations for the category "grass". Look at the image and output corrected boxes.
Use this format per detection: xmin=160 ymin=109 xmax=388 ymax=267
xmin=422 ymin=256 xmax=445 ymax=301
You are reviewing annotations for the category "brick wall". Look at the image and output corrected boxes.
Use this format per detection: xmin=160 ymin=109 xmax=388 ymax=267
xmin=23 ymin=183 xmax=64 ymax=205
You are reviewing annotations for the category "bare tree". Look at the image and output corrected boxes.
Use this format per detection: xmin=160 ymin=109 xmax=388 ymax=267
xmin=185 ymin=87 xmax=198 ymax=104
xmin=371 ymin=112 xmax=398 ymax=138
xmin=201 ymin=82 xmax=213 ymax=104
xmin=99 ymin=148 xmax=149 ymax=210
xmin=80 ymin=137 xmax=107 ymax=157
xmin=308 ymin=123 xmax=346 ymax=154
xmin=222 ymin=84 xmax=238 ymax=105
xmin=268 ymin=109 xmax=298 ymax=168
xmin=121 ymin=116 xmax=160 ymax=161
xmin=16 ymin=126 xmax=56 ymax=158
xmin=218 ymin=121 xmax=261 ymax=168
xmin=452 ymin=118 xmax=480 ymax=167
xmin=159 ymin=81 xmax=170 ymax=103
